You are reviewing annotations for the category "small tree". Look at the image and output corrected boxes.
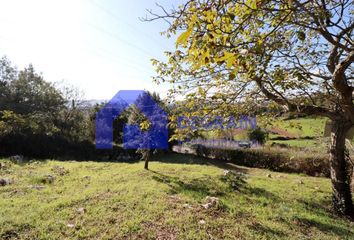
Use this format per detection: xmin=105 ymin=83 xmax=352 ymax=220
xmin=248 ymin=127 xmax=268 ymax=145
xmin=127 ymin=92 xmax=166 ymax=170
xmin=129 ymin=105 xmax=152 ymax=170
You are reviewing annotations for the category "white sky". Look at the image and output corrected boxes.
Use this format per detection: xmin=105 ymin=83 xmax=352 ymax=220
xmin=0 ymin=0 xmax=181 ymax=99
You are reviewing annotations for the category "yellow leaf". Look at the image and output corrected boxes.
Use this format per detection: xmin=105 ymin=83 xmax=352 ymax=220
xmin=176 ymin=27 xmax=193 ymax=47
xmin=140 ymin=120 xmax=151 ymax=131
xmin=226 ymin=56 xmax=236 ymax=68
xmin=217 ymin=52 xmax=236 ymax=68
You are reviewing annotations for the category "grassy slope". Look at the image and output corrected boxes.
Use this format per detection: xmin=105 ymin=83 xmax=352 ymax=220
xmin=1 ymin=154 xmax=353 ymax=239
xmin=274 ymin=117 xmax=327 ymax=138
xmin=267 ymin=117 xmax=328 ymax=150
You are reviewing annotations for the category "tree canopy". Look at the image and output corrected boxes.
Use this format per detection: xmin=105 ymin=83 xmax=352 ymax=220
xmin=150 ymin=0 xmax=353 ymax=121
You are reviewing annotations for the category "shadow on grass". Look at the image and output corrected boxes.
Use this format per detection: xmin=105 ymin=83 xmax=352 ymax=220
xmin=298 ymin=198 xmax=333 ymax=216
xmin=264 ymin=197 xmax=354 ymax=238
xmin=248 ymin=222 xmax=287 ymax=238
xmin=151 ymin=170 xmax=228 ymax=197
xmin=28 ymin=152 xmax=248 ymax=174
xmin=291 ymin=199 xmax=354 ymax=236
xmin=0 ymin=223 xmax=33 ymax=240
xmin=245 ymin=187 xmax=280 ymax=202
xmin=150 ymin=167 xmax=353 ymax=238
xmin=150 ymin=167 xmax=250 ymax=199
xmin=151 ymin=152 xmax=248 ymax=173
xmin=150 ymin=161 xmax=278 ymax=202
xmin=291 ymin=216 xmax=354 ymax=237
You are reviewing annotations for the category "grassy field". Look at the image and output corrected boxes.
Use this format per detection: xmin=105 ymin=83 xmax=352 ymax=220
xmin=271 ymin=117 xmax=327 ymax=138
xmin=268 ymin=138 xmax=328 ymax=149
xmin=267 ymin=117 xmax=329 ymax=151
xmin=1 ymin=154 xmax=353 ymax=239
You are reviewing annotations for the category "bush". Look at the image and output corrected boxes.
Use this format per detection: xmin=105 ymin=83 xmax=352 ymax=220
xmin=192 ymin=144 xmax=329 ymax=177
xmin=247 ymin=127 xmax=268 ymax=145
xmin=0 ymin=133 xmax=94 ymax=159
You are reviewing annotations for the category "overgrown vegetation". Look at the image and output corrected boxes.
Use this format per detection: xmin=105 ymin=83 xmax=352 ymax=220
xmin=0 ymin=57 xmax=144 ymax=160
xmin=205 ymin=146 xmax=329 ymax=177
xmin=0 ymin=57 xmax=96 ymax=158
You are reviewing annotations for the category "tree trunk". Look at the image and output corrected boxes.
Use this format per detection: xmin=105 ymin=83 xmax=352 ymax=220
xmin=329 ymin=120 xmax=354 ymax=219
xmin=144 ymin=158 xmax=149 ymax=170
xmin=143 ymin=150 xmax=151 ymax=170
xmin=346 ymin=139 xmax=354 ymax=193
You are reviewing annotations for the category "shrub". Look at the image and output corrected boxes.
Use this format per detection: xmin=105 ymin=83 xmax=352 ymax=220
xmin=247 ymin=127 xmax=268 ymax=145
xmin=192 ymin=144 xmax=329 ymax=177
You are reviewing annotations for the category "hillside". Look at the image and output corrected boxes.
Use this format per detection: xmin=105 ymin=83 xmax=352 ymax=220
xmin=266 ymin=117 xmax=328 ymax=150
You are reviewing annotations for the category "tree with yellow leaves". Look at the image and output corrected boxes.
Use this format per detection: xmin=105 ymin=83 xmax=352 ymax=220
xmin=147 ymin=0 xmax=354 ymax=218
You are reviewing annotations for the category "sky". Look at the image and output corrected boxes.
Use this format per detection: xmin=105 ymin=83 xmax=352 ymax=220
xmin=0 ymin=0 xmax=183 ymax=100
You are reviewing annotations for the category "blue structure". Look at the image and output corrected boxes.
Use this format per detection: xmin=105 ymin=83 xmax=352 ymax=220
xmin=96 ymin=90 xmax=168 ymax=150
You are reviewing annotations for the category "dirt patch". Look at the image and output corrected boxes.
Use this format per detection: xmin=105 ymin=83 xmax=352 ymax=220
xmin=268 ymin=127 xmax=298 ymax=138
xmin=135 ymin=218 xmax=178 ymax=240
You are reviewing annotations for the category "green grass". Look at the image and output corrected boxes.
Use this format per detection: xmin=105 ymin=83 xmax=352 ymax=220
xmin=1 ymin=154 xmax=353 ymax=239
xmin=267 ymin=117 xmax=329 ymax=151
xmin=270 ymin=117 xmax=327 ymax=138
xmin=268 ymin=138 xmax=327 ymax=150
